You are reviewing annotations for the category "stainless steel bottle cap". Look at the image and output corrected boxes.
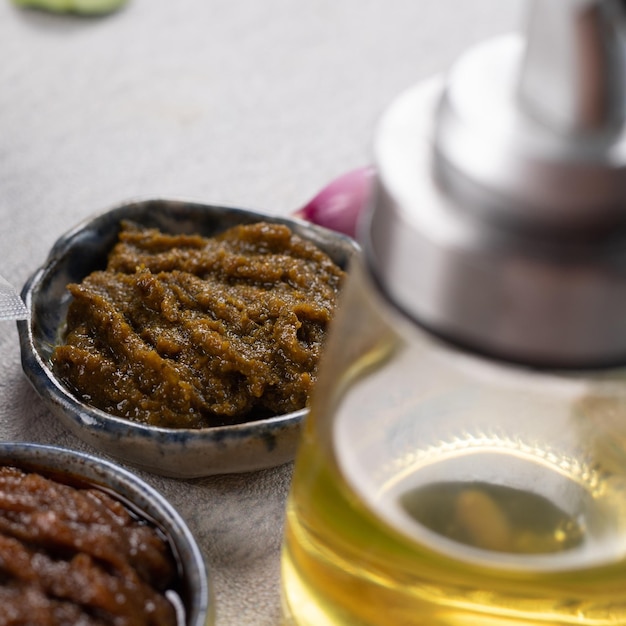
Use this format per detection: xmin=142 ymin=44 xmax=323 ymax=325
xmin=364 ymin=0 xmax=626 ymax=367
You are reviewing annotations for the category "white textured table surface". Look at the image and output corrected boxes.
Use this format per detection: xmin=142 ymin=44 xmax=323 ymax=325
xmin=0 ymin=1 xmax=521 ymax=624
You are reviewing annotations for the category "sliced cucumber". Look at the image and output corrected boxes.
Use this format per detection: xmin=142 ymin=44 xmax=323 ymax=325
xmin=13 ymin=0 xmax=127 ymax=15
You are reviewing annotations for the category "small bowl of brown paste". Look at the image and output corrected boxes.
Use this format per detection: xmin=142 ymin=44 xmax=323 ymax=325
xmin=0 ymin=441 xmax=212 ymax=625
xmin=18 ymin=199 xmax=358 ymax=477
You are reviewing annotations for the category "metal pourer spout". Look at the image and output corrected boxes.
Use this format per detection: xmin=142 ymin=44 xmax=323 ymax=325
xmin=433 ymin=0 xmax=626 ymax=229
xmin=367 ymin=0 xmax=626 ymax=366
xmin=520 ymin=0 xmax=626 ymax=138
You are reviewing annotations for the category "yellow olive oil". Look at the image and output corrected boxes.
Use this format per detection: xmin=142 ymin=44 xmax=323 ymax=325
xmin=281 ymin=433 xmax=626 ymax=626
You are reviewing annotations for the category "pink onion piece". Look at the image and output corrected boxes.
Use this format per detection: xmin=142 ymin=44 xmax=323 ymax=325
xmin=294 ymin=166 xmax=374 ymax=238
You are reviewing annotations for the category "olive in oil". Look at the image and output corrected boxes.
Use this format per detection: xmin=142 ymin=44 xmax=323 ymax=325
xmin=402 ymin=481 xmax=584 ymax=555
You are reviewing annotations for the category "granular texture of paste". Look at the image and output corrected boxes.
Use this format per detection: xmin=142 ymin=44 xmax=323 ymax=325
xmin=52 ymin=221 xmax=346 ymax=428
xmin=0 ymin=465 xmax=177 ymax=626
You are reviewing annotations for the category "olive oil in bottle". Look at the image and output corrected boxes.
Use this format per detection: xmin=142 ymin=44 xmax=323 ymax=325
xmin=282 ymin=0 xmax=626 ymax=621
xmin=282 ymin=434 xmax=626 ymax=626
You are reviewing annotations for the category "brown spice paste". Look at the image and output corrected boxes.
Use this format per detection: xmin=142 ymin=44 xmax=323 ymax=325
xmin=0 ymin=466 xmax=178 ymax=626
xmin=52 ymin=221 xmax=346 ymax=428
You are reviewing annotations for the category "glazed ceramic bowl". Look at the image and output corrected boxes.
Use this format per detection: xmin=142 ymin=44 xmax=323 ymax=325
xmin=18 ymin=198 xmax=358 ymax=477
xmin=0 ymin=442 xmax=212 ymax=625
